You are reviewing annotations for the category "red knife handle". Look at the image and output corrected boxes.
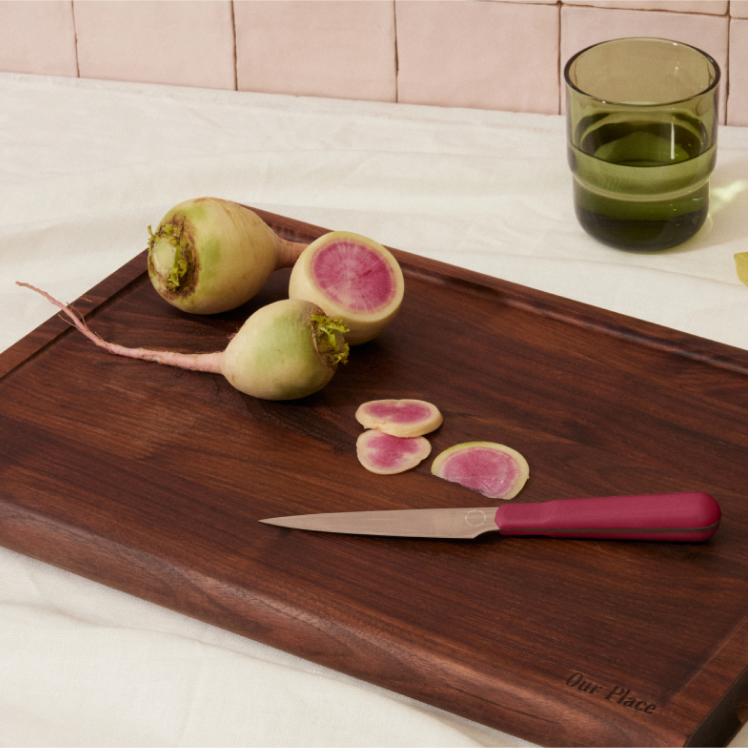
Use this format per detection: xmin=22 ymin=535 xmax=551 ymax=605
xmin=494 ymin=492 xmax=721 ymax=541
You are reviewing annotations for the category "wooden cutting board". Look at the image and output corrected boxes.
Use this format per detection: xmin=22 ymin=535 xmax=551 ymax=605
xmin=1 ymin=209 xmax=748 ymax=747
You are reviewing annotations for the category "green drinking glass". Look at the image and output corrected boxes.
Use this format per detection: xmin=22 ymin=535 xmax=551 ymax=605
xmin=564 ymin=37 xmax=720 ymax=252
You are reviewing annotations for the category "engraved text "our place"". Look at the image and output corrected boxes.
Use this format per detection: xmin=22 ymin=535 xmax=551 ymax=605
xmin=566 ymin=672 xmax=658 ymax=714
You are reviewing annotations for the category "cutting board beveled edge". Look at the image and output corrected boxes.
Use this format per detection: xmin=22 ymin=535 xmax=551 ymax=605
xmin=1 ymin=208 xmax=747 ymax=748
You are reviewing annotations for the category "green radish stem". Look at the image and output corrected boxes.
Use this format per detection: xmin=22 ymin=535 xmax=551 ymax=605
xmin=18 ymin=282 xmax=349 ymax=401
xmin=311 ymin=315 xmax=349 ymax=365
xmin=148 ymin=197 xmax=308 ymax=315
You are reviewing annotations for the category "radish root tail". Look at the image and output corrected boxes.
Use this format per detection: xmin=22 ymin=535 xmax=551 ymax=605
xmin=16 ymin=281 xmax=106 ymax=346
xmin=16 ymin=281 xmax=223 ymax=374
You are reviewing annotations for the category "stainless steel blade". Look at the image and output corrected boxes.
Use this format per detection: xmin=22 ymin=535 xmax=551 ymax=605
xmin=260 ymin=507 xmax=500 ymax=539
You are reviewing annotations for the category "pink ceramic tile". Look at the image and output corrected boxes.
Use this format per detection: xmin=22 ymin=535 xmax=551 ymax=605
xmin=732 ymin=0 xmax=748 ymax=18
xmin=235 ymin=1 xmax=396 ymax=102
xmin=562 ymin=0 xmax=727 ymax=14
xmin=74 ymin=0 xmax=235 ymax=89
xmin=0 ymin=0 xmax=77 ymax=76
xmin=728 ymin=19 xmax=748 ymax=124
xmin=561 ymin=5 xmax=729 ymax=122
xmin=395 ymin=0 xmax=560 ymax=114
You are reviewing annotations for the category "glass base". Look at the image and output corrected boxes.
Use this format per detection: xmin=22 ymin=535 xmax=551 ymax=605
xmin=575 ymin=204 xmax=708 ymax=252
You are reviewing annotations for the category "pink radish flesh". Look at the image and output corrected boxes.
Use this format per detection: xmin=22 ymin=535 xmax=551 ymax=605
xmin=357 ymin=431 xmax=431 ymax=474
xmin=433 ymin=444 xmax=529 ymax=499
xmin=367 ymin=401 xmax=430 ymax=422
xmin=312 ymin=240 xmax=395 ymax=312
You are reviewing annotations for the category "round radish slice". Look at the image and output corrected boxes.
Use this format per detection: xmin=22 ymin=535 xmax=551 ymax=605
xmin=431 ymin=442 xmax=529 ymax=500
xmin=288 ymin=231 xmax=404 ymax=345
xmin=357 ymin=430 xmax=431 ymax=475
xmin=355 ymin=399 xmax=442 ymax=437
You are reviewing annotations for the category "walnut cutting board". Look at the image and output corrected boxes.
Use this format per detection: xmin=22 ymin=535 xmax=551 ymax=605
xmin=2 ymin=209 xmax=748 ymax=747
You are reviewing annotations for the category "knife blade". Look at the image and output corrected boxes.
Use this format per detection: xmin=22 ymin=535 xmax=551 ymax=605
xmin=260 ymin=492 xmax=721 ymax=541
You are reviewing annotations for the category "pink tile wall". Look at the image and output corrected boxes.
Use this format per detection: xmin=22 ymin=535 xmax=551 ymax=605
xmin=729 ymin=19 xmax=748 ymax=125
xmin=0 ymin=0 xmax=746 ymax=125
xmin=0 ymin=0 xmax=77 ymax=77
xmin=75 ymin=0 xmax=235 ymax=90
xmin=396 ymin=0 xmax=559 ymax=114
xmin=234 ymin=1 xmax=396 ymax=102
xmin=731 ymin=0 xmax=748 ymax=18
xmin=560 ymin=4 xmax=729 ymax=123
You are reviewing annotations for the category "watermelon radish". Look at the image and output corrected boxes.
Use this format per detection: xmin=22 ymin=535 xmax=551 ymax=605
xmin=148 ymin=197 xmax=307 ymax=315
xmin=288 ymin=231 xmax=404 ymax=345
xmin=18 ymin=283 xmax=349 ymax=401
xmin=357 ymin=430 xmax=431 ymax=475
xmin=355 ymin=399 xmax=442 ymax=437
xmin=431 ymin=442 xmax=529 ymax=499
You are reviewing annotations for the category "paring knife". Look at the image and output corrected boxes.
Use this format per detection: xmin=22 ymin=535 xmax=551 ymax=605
xmin=260 ymin=492 xmax=721 ymax=542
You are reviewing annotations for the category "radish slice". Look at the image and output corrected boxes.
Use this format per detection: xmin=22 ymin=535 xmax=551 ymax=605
xmin=288 ymin=231 xmax=404 ymax=345
xmin=355 ymin=399 xmax=442 ymax=437
xmin=357 ymin=430 xmax=431 ymax=475
xmin=431 ymin=442 xmax=529 ymax=500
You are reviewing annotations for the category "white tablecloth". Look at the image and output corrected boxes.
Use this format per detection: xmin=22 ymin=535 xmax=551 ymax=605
xmin=1 ymin=72 xmax=747 ymax=747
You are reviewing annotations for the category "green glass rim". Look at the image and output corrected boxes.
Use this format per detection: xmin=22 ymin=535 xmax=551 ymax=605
xmin=564 ymin=37 xmax=721 ymax=107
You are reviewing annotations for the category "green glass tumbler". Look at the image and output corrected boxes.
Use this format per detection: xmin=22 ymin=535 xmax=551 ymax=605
xmin=564 ymin=38 xmax=720 ymax=251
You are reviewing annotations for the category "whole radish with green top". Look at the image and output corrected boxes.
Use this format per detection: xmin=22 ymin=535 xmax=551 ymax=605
xmin=148 ymin=197 xmax=308 ymax=315
xmin=289 ymin=231 xmax=404 ymax=345
xmin=18 ymin=283 xmax=349 ymax=401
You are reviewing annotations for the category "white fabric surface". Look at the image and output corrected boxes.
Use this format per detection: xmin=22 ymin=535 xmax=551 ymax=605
xmin=1 ymin=72 xmax=747 ymax=747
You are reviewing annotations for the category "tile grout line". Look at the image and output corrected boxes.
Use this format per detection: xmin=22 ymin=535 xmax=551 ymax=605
xmin=558 ymin=0 xmax=737 ymax=19
xmin=393 ymin=0 xmax=399 ymax=104
xmin=231 ymin=0 xmax=238 ymax=92
xmin=725 ymin=15 xmax=731 ymax=124
xmin=71 ymin=0 xmax=80 ymax=79
xmin=557 ymin=2 xmax=562 ymax=116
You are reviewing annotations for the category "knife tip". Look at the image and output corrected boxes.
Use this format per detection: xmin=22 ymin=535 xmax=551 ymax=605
xmin=259 ymin=517 xmax=295 ymax=528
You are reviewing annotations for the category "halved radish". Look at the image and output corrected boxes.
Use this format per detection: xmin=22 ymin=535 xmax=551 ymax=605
xmin=431 ymin=442 xmax=529 ymax=500
xmin=355 ymin=399 xmax=442 ymax=437
xmin=357 ymin=430 xmax=431 ymax=475
xmin=288 ymin=231 xmax=404 ymax=345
